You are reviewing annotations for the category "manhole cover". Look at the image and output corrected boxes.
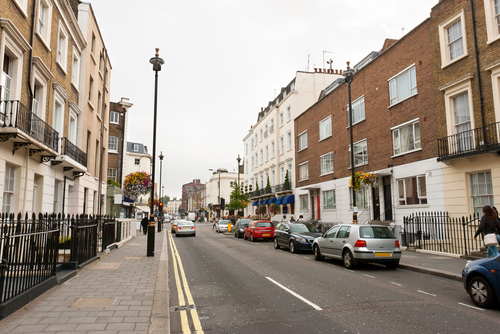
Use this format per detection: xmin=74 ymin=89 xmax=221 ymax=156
xmin=71 ymin=297 xmax=113 ymax=308
xmin=91 ymin=262 xmax=121 ymax=270
xmin=124 ymin=257 xmax=142 ymax=259
xmin=172 ymin=304 xmax=196 ymax=312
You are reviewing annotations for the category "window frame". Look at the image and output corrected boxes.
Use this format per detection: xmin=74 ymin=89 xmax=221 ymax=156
xmin=322 ymin=189 xmax=336 ymax=210
xmin=279 ymin=136 xmax=284 ymax=155
xmin=320 ymin=152 xmax=334 ymax=176
xmin=438 ymin=10 xmax=468 ymax=68
xmin=133 ymin=144 xmax=139 ymax=152
xmin=108 ymin=136 xmax=118 ymax=153
xmin=110 ymin=111 xmax=119 ymax=124
xmin=469 ymin=171 xmax=494 ymax=216
xmin=484 ymin=0 xmax=500 ymax=44
xmin=397 ymin=175 xmax=428 ymax=206
xmin=71 ymin=47 xmax=80 ymax=90
xmin=388 ymin=65 xmax=417 ymax=106
xmin=299 ymin=194 xmax=309 ymax=210
xmin=441 ymin=78 xmax=475 ymax=138
xmin=107 ymin=168 xmax=117 ymax=182
xmin=298 ymin=161 xmax=309 ymax=182
xmin=36 ymin=0 xmax=52 ymax=48
xmin=56 ymin=22 xmax=68 ymax=72
xmin=2 ymin=164 xmax=16 ymax=214
xmin=298 ymin=130 xmax=308 ymax=151
xmin=319 ymin=116 xmax=332 ymax=141
xmin=349 ymin=139 xmax=368 ymax=168
xmin=286 ymin=105 xmax=292 ymax=122
xmin=286 ymin=131 xmax=292 ymax=151
xmin=391 ymin=118 xmax=421 ymax=157
xmin=279 ymin=111 xmax=284 ymax=127
xmin=346 ymin=96 xmax=365 ymax=126
xmin=271 ymin=140 xmax=275 ymax=158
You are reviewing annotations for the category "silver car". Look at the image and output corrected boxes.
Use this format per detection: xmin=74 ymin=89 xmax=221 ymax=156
xmin=312 ymin=224 xmax=401 ymax=269
xmin=216 ymin=220 xmax=230 ymax=233
xmin=175 ymin=220 xmax=196 ymax=237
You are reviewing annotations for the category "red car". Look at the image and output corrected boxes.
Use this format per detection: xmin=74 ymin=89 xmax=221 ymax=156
xmin=244 ymin=220 xmax=275 ymax=242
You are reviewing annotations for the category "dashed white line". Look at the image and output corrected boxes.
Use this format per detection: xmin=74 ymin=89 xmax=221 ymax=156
xmin=390 ymin=282 xmax=402 ymax=286
xmin=363 ymin=274 xmax=375 ymax=279
xmin=458 ymin=302 xmax=485 ymax=311
xmin=266 ymin=277 xmax=322 ymax=311
xmin=417 ymin=290 xmax=436 ymax=297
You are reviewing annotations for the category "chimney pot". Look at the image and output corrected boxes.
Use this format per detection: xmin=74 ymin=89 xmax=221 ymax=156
xmin=314 ymin=68 xmax=318 ymax=72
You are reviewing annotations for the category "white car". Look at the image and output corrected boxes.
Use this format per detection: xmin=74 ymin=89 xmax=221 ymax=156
xmin=216 ymin=220 xmax=230 ymax=233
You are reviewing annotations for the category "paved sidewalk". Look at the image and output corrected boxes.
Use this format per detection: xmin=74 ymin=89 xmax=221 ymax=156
xmin=0 ymin=230 xmax=166 ymax=334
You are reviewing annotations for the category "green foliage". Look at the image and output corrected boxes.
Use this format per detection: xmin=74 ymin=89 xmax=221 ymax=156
xmin=227 ymin=185 xmax=249 ymax=211
xmin=160 ymin=195 xmax=170 ymax=203
xmin=266 ymin=176 xmax=271 ymax=188
xmin=107 ymin=179 xmax=121 ymax=188
xmin=249 ymin=184 xmax=253 ymax=192
xmin=284 ymin=170 xmax=290 ymax=184
xmin=255 ymin=181 xmax=259 ymax=191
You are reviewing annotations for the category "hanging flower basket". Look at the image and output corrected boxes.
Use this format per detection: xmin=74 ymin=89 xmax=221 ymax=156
xmin=123 ymin=171 xmax=152 ymax=200
xmin=349 ymin=172 xmax=378 ymax=191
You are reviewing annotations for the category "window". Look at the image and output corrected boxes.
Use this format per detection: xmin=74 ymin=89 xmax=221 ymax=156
xmin=347 ymin=96 xmax=365 ymax=126
xmin=2 ymin=164 xmax=15 ymax=214
xmin=320 ymin=152 xmax=334 ymax=175
xmin=37 ymin=0 xmax=52 ymax=46
xmin=300 ymin=194 xmax=309 ymax=210
xmin=68 ymin=111 xmax=77 ymax=144
xmin=109 ymin=136 xmax=118 ymax=153
xmin=271 ymin=141 xmax=275 ymax=158
xmin=260 ymin=129 xmax=263 ymax=142
xmin=392 ymin=120 xmax=421 ymax=155
xmin=255 ymin=153 xmax=258 ymax=167
xmin=350 ymin=188 xmax=368 ymax=209
xmin=279 ymin=136 xmax=284 ymax=155
xmin=470 ymin=172 xmax=494 ymax=216
xmin=88 ymin=76 xmax=94 ymax=102
xmin=279 ymin=112 xmax=284 ymax=127
xmin=97 ymin=91 xmax=102 ymax=115
xmin=270 ymin=119 xmax=274 ymax=133
xmin=280 ymin=165 xmax=285 ymax=184
xmin=265 ymin=145 xmax=269 ymax=162
xmin=286 ymin=131 xmax=292 ymax=151
xmin=319 ymin=116 xmax=332 ymax=141
xmin=110 ymin=111 xmax=119 ymax=124
xmin=254 ymin=134 xmax=257 ymax=145
xmin=438 ymin=10 xmax=468 ymax=67
xmin=56 ymin=24 xmax=68 ymax=71
xmin=349 ymin=139 xmax=368 ymax=167
xmin=264 ymin=124 xmax=268 ymax=138
xmin=323 ymin=190 xmax=336 ymax=210
xmin=298 ymin=131 xmax=308 ymax=151
xmin=484 ymin=0 xmax=500 ymax=43
xmin=286 ymin=106 xmax=291 ymax=121
xmin=287 ymin=163 xmax=292 ymax=183
xmin=251 ymin=139 xmax=254 ymax=150
xmin=299 ymin=162 xmax=308 ymax=181
xmin=271 ymin=169 xmax=276 ymax=186
xmin=134 ymin=158 xmax=140 ymax=166
xmin=398 ymin=176 xmax=427 ymax=206
xmin=389 ymin=67 xmax=417 ymax=106
xmin=251 ymin=156 xmax=254 ymax=170
xmin=133 ymin=144 xmax=139 ymax=152
xmin=260 ymin=149 xmax=263 ymax=165
xmin=108 ymin=168 xmax=117 ymax=182
xmin=71 ymin=49 xmax=80 ymax=88
xmin=91 ymin=33 xmax=96 ymax=56
xmin=245 ymin=143 xmax=248 ymax=155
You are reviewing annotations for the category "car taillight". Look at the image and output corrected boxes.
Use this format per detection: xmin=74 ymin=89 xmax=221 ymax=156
xmin=177 ymin=227 xmax=181 ymax=230
xmin=354 ymin=240 xmax=367 ymax=247
xmin=395 ymin=240 xmax=400 ymax=248
xmin=191 ymin=227 xmax=195 ymax=230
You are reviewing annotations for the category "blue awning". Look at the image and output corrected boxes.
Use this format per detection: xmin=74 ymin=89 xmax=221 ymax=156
xmin=268 ymin=197 xmax=277 ymax=204
xmin=252 ymin=201 xmax=259 ymax=206
xmin=124 ymin=196 xmax=135 ymax=203
xmin=260 ymin=200 xmax=267 ymax=205
xmin=284 ymin=195 xmax=295 ymax=204
xmin=276 ymin=196 xmax=286 ymax=205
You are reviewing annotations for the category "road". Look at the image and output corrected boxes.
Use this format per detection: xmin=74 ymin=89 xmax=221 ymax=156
xmin=168 ymin=224 xmax=500 ymax=334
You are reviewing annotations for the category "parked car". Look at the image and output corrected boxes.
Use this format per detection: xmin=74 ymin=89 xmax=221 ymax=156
xmin=312 ymin=224 xmax=401 ymax=269
xmin=176 ymin=220 xmax=196 ymax=237
xmin=234 ymin=219 xmax=252 ymax=238
xmin=216 ymin=220 xmax=230 ymax=233
xmin=171 ymin=220 xmax=180 ymax=233
xmin=462 ymin=256 xmax=500 ymax=308
xmin=274 ymin=222 xmax=322 ymax=253
xmin=244 ymin=220 xmax=274 ymax=242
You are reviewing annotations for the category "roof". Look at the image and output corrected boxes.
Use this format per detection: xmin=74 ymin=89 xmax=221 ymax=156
xmin=126 ymin=142 xmax=148 ymax=154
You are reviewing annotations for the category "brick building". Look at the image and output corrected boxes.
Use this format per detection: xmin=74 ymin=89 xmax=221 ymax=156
xmin=181 ymin=179 xmax=203 ymax=213
xmin=295 ymin=17 xmax=445 ymax=226
xmin=430 ymin=0 xmax=500 ymax=216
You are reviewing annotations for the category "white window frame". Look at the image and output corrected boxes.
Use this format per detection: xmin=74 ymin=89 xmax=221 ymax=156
xmin=279 ymin=136 xmax=284 ymax=155
xmin=133 ymin=144 xmax=139 ymax=152
xmin=299 ymin=194 xmax=309 ymax=210
xmin=270 ymin=119 xmax=274 ymax=133
xmin=438 ymin=10 xmax=468 ymax=68
xmin=251 ymin=139 xmax=254 ymax=150
xmin=470 ymin=171 xmax=494 ymax=216
xmin=397 ymin=175 xmax=427 ymax=206
xmin=134 ymin=158 xmax=140 ymax=166
xmin=388 ymin=66 xmax=417 ymax=106
xmin=260 ymin=129 xmax=263 ymax=142
xmin=2 ymin=164 xmax=16 ymax=214
xmin=319 ymin=116 xmax=332 ymax=141
xmin=264 ymin=124 xmax=268 ymax=138
xmin=320 ymin=152 xmax=334 ymax=176
xmin=265 ymin=145 xmax=269 ymax=162
xmin=36 ymin=0 xmax=52 ymax=48
xmin=485 ymin=0 xmax=500 ymax=44
xmin=260 ymin=149 xmax=263 ymax=165
xmin=286 ymin=105 xmax=291 ymax=122
xmin=391 ymin=118 xmax=421 ymax=156
xmin=13 ymin=0 xmax=29 ymax=15
xmin=109 ymin=136 xmax=118 ymax=153
xmin=286 ymin=131 xmax=292 ymax=151
xmin=346 ymin=96 xmax=365 ymax=126
xmin=279 ymin=111 xmax=284 ymax=127
xmin=110 ymin=111 xmax=119 ymax=124
xmin=349 ymin=139 xmax=368 ymax=168
xmin=441 ymin=78 xmax=475 ymax=137
xmin=299 ymin=161 xmax=309 ymax=182
xmin=56 ymin=22 xmax=68 ymax=72
xmin=323 ymin=190 xmax=336 ymax=210
xmin=350 ymin=187 xmax=368 ymax=209
xmin=31 ymin=57 xmax=52 ymax=121
xmin=298 ymin=131 xmax=308 ymax=151
xmin=271 ymin=141 xmax=275 ymax=158
xmin=487 ymin=63 xmax=500 ymax=125
xmin=107 ymin=168 xmax=117 ymax=182
xmin=71 ymin=47 xmax=80 ymax=89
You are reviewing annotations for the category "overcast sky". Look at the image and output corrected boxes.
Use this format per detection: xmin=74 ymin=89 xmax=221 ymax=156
xmin=90 ymin=0 xmax=438 ymax=199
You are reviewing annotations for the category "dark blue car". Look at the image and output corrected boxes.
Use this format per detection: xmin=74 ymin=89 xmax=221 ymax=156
xmin=273 ymin=222 xmax=322 ymax=253
xmin=462 ymin=255 xmax=500 ymax=308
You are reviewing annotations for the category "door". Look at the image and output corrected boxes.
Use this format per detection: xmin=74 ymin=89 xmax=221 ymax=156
xmin=310 ymin=193 xmax=315 ymax=220
xmin=279 ymin=223 xmax=289 ymax=247
xmin=318 ymin=225 xmax=340 ymax=257
xmin=383 ymin=176 xmax=393 ymax=221
xmin=372 ymin=186 xmax=380 ymax=220
xmin=332 ymin=226 xmax=351 ymax=258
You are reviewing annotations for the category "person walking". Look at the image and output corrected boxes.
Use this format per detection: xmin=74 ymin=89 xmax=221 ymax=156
xmin=141 ymin=216 xmax=148 ymax=235
xmin=474 ymin=205 xmax=500 ymax=258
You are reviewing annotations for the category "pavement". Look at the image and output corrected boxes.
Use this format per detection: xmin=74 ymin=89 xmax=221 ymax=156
xmin=0 ymin=227 xmax=477 ymax=334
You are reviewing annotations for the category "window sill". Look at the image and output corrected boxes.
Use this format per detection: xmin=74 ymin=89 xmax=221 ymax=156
xmin=88 ymin=101 xmax=95 ymax=110
xmin=298 ymin=178 xmax=309 ymax=182
xmin=110 ymin=121 xmax=119 ymax=125
xmin=388 ymin=93 xmax=418 ymax=109
xmin=297 ymin=147 xmax=307 ymax=153
xmin=36 ymin=32 xmax=51 ymax=52
xmin=391 ymin=147 xmax=422 ymax=158
xmin=487 ymin=34 xmax=500 ymax=45
xmin=56 ymin=61 xmax=67 ymax=75
xmin=109 ymin=150 xmax=118 ymax=154
xmin=441 ymin=52 xmax=468 ymax=69
xmin=348 ymin=162 xmax=368 ymax=170
xmin=346 ymin=118 xmax=366 ymax=129
xmin=71 ymin=82 xmax=79 ymax=92
xmin=320 ymin=171 xmax=334 ymax=177
xmin=318 ymin=135 xmax=332 ymax=143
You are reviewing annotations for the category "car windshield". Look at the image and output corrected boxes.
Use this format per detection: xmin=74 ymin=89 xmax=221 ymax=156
xmin=239 ymin=219 xmax=252 ymax=225
xmin=255 ymin=222 xmax=273 ymax=227
xmin=359 ymin=226 xmax=396 ymax=239
xmin=290 ymin=224 xmax=309 ymax=233
xmin=219 ymin=221 xmax=229 ymax=225
xmin=178 ymin=221 xmax=192 ymax=226
xmin=302 ymin=223 xmax=321 ymax=233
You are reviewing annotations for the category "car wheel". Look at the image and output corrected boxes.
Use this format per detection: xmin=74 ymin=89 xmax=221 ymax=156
xmin=234 ymin=232 xmax=237 ymax=237
xmin=386 ymin=261 xmax=399 ymax=269
xmin=274 ymin=238 xmax=280 ymax=249
xmin=251 ymin=233 xmax=255 ymax=242
xmin=469 ymin=276 xmax=496 ymax=308
xmin=343 ymin=249 xmax=356 ymax=269
xmin=289 ymin=240 xmax=296 ymax=253
xmin=243 ymin=233 xmax=247 ymax=240
xmin=313 ymin=245 xmax=323 ymax=261
xmin=175 ymin=233 xmax=180 ymax=237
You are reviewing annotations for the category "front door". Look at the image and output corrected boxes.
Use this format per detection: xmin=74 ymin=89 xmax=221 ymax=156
xmin=372 ymin=186 xmax=380 ymax=220
xmin=310 ymin=193 xmax=315 ymax=220
xmin=383 ymin=176 xmax=393 ymax=221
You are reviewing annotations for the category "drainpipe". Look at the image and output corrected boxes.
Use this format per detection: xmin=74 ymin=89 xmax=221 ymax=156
xmin=27 ymin=0 xmax=37 ymax=107
xmin=470 ymin=0 xmax=487 ymax=143
xmin=97 ymin=48 xmax=108 ymax=216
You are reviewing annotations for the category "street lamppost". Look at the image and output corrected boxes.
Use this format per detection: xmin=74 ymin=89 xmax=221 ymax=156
xmin=147 ymin=48 xmax=164 ymax=257
xmin=209 ymin=168 xmax=221 ymax=220
xmin=343 ymin=61 xmax=357 ymax=224
xmin=236 ymin=155 xmax=241 ymax=218
xmin=158 ymin=151 xmax=164 ymax=232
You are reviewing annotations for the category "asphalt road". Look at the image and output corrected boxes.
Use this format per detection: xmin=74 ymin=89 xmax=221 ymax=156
xmin=168 ymin=224 xmax=500 ymax=334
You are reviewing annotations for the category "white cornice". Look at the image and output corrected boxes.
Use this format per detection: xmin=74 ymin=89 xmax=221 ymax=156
xmin=53 ymin=82 xmax=70 ymax=100
xmin=68 ymin=100 xmax=82 ymax=115
xmin=438 ymin=74 xmax=474 ymax=91
xmin=0 ymin=19 xmax=31 ymax=52
xmin=32 ymin=57 xmax=54 ymax=81
xmin=54 ymin=0 xmax=86 ymax=52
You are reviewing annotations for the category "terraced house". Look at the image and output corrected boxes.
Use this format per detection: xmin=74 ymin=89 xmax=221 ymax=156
xmin=0 ymin=0 xmax=111 ymax=216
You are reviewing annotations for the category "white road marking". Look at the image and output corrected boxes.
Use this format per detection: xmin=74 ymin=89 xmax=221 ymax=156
xmin=390 ymin=282 xmax=402 ymax=286
xmin=266 ymin=277 xmax=322 ymax=311
xmin=303 ymin=257 xmax=309 ymax=259
xmin=458 ymin=302 xmax=485 ymax=311
xmin=363 ymin=274 xmax=375 ymax=278
xmin=417 ymin=290 xmax=436 ymax=297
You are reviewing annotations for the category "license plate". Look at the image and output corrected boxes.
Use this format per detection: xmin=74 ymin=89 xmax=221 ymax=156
xmin=263 ymin=233 xmax=270 ymax=237
xmin=183 ymin=227 xmax=190 ymax=229
xmin=375 ymin=252 xmax=391 ymax=257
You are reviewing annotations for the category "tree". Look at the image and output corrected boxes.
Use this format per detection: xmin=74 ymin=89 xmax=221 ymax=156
xmin=227 ymin=184 xmax=249 ymax=213
xmin=255 ymin=181 xmax=259 ymax=191
xmin=160 ymin=195 xmax=170 ymax=203
xmin=266 ymin=176 xmax=271 ymax=189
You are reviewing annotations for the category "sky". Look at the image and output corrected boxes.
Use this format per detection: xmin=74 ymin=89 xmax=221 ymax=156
xmin=90 ymin=0 xmax=438 ymax=199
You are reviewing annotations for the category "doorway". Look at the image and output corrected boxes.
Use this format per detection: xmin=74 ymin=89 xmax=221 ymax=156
xmin=383 ymin=176 xmax=393 ymax=221
xmin=372 ymin=186 xmax=380 ymax=221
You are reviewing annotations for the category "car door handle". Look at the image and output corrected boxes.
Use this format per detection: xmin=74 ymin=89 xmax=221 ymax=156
xmin=342 ymin=241 xmax=346 ymax=243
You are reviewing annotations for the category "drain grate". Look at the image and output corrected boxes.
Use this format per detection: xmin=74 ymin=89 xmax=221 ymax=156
xmin=172 ymin=304 xmax=196 ymax=312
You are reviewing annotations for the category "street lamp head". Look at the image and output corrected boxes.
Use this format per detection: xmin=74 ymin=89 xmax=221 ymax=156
xmin=237 ymin=154 xmax=241 ymax=164
xmin=159 ymin=151 xmax=164 ymax=160
xmin=149 ymin=48 xmax=165 ymax=71
xmin=342 ymin=61 xmax=355 ymax=84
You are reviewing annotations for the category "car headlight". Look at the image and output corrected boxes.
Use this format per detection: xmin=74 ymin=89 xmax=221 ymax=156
xmin=464 ymin=260 xmax=472 ymax=269
xmin=296 ymin=237 xmax=306 ymax=243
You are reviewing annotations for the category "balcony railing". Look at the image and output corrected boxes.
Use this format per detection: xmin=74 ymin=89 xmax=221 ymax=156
xmin=1 ymin=99 xmax=59 ymax=152
xmin=275 ymin=182 xmax=292 ymax=193
xmin=437 ymin=121 xmax=500 ymax=161
xmin=61 ymin=137 xmax=87 ymax=167
xmin=246 ymin=183 xmax=291 ymax=199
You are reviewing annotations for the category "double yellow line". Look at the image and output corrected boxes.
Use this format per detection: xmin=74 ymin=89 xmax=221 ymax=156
xmin=168 ymin=231 xmax=204 ymax=334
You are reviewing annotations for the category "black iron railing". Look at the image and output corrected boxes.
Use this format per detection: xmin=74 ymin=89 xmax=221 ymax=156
xmin=0 ymin=99 xmax=59 ymax=152
xmin=403 ymin=211 xmax=482 ymax=256
xmin=275 ymin=182 xmax=292 ymax=193
xmin=438 ymin=121 xmax=500 ymax=160
xmin=61 ymin=137 xmax=87 ymax=167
